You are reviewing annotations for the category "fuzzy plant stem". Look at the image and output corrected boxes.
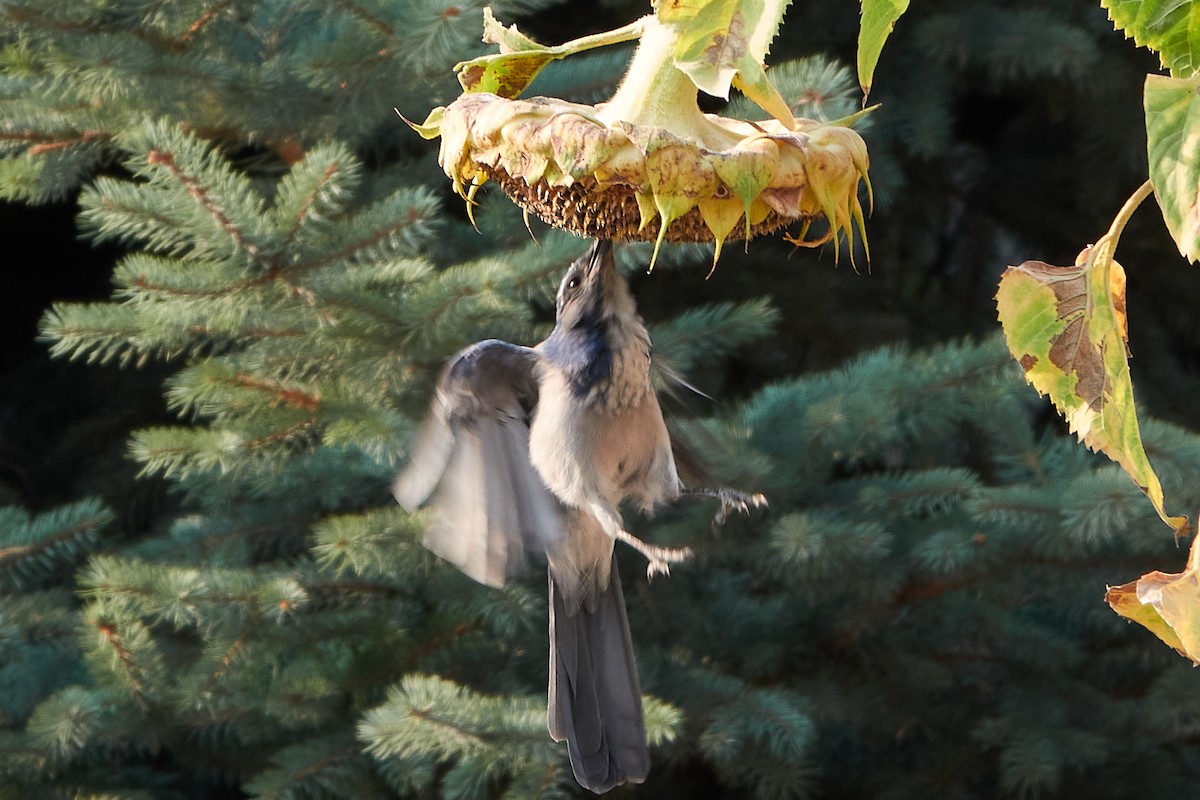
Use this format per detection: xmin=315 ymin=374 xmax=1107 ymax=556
xmin=596 ymin=17 xmax=741 ymax=151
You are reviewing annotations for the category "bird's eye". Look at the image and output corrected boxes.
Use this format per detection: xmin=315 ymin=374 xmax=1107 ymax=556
xmin=566 ymin=277 xmax=580 ymax=291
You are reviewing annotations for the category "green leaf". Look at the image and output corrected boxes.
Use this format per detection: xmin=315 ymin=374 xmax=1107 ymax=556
xmin=1101 ymin=0 xmax=1200 ymax=78
xmin=857 ymin=0 xmax=909 ymax=99
xmin=656 ymin=0 xmax=796 ymax=127
xmin=996 ymin=245 xmax=1186 ymax=533
xmin=1107 ymin=534 xmax=1200 ymax=663
xmin=1145 ymin=74 xmax=1200 ymax=262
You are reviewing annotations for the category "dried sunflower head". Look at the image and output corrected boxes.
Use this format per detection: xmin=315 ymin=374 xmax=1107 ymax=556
xmin=408 ymin=11 xmax=871 ymax=270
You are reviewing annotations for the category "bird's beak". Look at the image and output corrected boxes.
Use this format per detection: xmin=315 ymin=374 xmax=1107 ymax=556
xmin=586 ymin=239 xmax=614 ymax=279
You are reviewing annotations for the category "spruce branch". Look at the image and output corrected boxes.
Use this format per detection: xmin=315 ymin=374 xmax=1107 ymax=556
xmin=282 ymin=162 xmax=343 ymax=239
xmin=332 ymin=0 xmax=395 ymax=37
xmin=650 ymin=298 xmax=781 ymax=377
xmin=144 ymin=148 xmax=262 ymax=259
xmin=290 ymin=203 xmax=437 ymax=273
xmin=178 ymin=0 xmax=234 ymax=46
xmin=312 ymin=507 xmax=427 ymax=579
xmin=22 ymin=686 xmax=110 ymax=766
xmin=0 ymin=500 xmax=112 ymax=592
xmin=0 ymin=129 xmax=111 ymax=153
xmin=246 ymin=743 xmax=367 ymax=796
xmin=186 ymin=324 xmax=307 ymax=340
xmin=241 ymin=418 xmax=319 ymax=451
xmin=127 ymin=272 xmax=276 ymax=298
xmin=303 ymin=579 xmax=409 ymax=602
xmin=228 ymin=374 xmax=321 ymax=414
xmin=85 ymin=612 xmax=159 ymax=711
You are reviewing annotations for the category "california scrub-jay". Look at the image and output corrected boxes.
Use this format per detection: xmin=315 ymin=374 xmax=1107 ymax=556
xmin=394 ymin=239 xmax=763 ymax=793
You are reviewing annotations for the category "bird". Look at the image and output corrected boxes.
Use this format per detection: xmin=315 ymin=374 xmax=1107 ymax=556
xmin=394 ymin=239 xmax=765 ymax=793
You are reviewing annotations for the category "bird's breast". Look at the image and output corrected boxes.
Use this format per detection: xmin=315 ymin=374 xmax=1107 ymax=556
xmin=529 ymin=367 xmax=678 ymax=511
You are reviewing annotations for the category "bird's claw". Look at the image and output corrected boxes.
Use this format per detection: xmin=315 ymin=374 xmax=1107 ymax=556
xmin=712 ymin=489 xmax=768 ymax=526
xmin=646 ymin=560 xmax=671 ymax=579
xmin=644 ymin=545 xmax=693 ymax=580
xmin=614 ymin=527 xmax=693 ymax=579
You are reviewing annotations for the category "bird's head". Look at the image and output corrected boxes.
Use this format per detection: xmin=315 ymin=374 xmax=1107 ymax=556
xmin=554 ymin=240 xmax=636 ymax=333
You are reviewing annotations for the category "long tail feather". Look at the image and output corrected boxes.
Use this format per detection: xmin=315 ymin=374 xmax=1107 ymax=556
xmin=548 ymin=556 xmax=649 ymax=793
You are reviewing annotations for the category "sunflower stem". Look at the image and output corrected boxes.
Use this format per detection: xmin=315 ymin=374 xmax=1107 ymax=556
xmin=1102 ymin=180 xmax=1154 ymax=246
xmin=597 ymin=16 xmax=740 ymax=151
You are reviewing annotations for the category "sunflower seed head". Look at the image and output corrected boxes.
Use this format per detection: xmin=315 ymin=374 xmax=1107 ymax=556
xmin=415 ymin=92 xmax=869 ymax=269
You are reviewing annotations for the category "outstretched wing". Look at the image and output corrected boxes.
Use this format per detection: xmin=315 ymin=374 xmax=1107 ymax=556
xmin=394 ymin=339 xmax=565 ymax=587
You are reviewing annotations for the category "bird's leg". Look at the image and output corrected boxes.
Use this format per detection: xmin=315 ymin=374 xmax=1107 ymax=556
xmin=588 ymin=500 xmax=692 ymax=579
xmin=613 ymin=529 xmax=693 ymax=579
xmin=681 ymin=487 xmax=768 ymax=527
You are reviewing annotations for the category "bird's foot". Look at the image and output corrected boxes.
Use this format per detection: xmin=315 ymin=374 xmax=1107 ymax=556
xmin=700 ymin=488 xmax=769 ymax=527
xmin=614 ymin=529 xmax=693 ymax=579
xmin=644 ymin=545 xmax=694 ymax=579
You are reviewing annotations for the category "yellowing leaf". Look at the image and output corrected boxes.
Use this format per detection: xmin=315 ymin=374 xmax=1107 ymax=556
xmin=996 ymin=245 xmax=1186 ymax=533
xmin=455 ymin=8 xmax=554 ymax=97
xmin=456 ymin=50 xmax=557 ymax=98
xmin=732 ymin=66 xmax=797 ymax=131
xmin=481 ymin=7 xmax=543 ymax=54
xmin=656 ymin=0 xmax=796 ymax=127
xmin=401 ymin=106 xmax=445 ymax=140
xmin=1145 ymin=74 xmax=1200 ymax=263
xmin=455 ymin=12 xmax=645 ymax=99
xmin=1101 ymin=0 xmax=1200 ymax=78
xmin=1107 ymin=533 xmax=1200 ymax=663
xmin=857 ymin=0 xmax=909 ymax=99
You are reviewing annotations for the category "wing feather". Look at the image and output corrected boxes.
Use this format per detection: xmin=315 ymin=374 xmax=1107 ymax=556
xmin=394 ymin=340 xmax=565 ymax=587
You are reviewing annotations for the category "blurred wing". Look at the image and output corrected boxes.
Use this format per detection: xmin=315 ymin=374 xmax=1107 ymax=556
xmin=394 ymin=340 xmax=565 ymax=587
